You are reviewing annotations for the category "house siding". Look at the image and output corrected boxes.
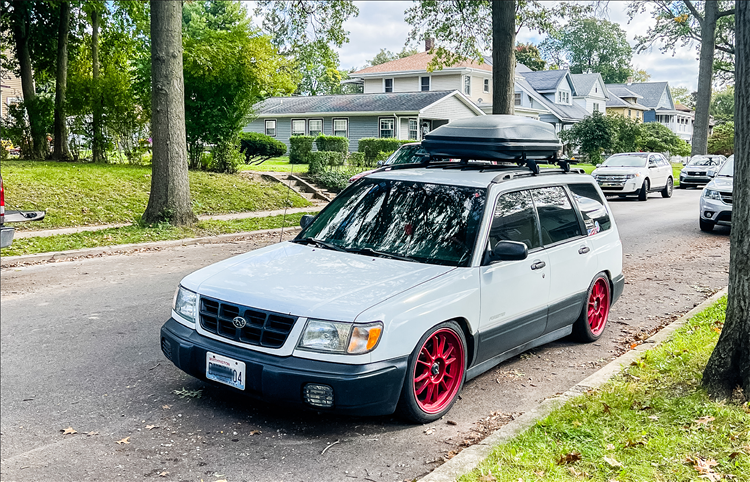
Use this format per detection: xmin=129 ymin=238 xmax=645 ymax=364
xmin=420 ymin=95 xmax=476 ymax=120
xmin=364 ymin=78 xmax=383 ymax=93
xmin=643 ymin=110 xmax=656 ymax=122
xmin=431 ymin=74 xmax=462 ymax=91
xmin=395 ymin=77 xmax=420 ymax=92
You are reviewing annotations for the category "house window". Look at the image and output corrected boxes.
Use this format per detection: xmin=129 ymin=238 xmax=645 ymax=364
xmin=408 ymin=119 xmax=418 ymax=140
xmin=593 ymin=102 xmax=599 ymax=112
xmin=379 ymin=117 xmax=395 ymax=138
xmin=265 ymin=120 xmax=276 ymax=137
xmin=628 ymin=109 xmax=632 ymax=118
xmin=484 ymin=78 xmax=490 ymax=93
xmin=291 ymin=119 xmax=306 ymax=136
xmin=333 ymin=118 xmax=348 ymax=137
xmin=421 ymin=76 xmax=430 ymax=92
xmin=384 ymin=78 xmax=393 ymax=93
xmin=558 ymin=91 xmax=569 ymax=103
xmin=464 ymin=76 xmax=471 ymax=95
xmin=514 ymin=93 xmax=522 ymax=106
xmin=309 ymin=119 xmax=323 ymax=137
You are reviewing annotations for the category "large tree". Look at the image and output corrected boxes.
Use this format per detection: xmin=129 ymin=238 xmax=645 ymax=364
xmin=366 ymin=46 xmax=419 ymax=67
xmin=628 ymin=1 xmax=735 ymax=157
xmin=539 ymin=17 xmax=633 ymax=83
xmin=703 ymin=0 xmax=749 ymax=401
xmin=142 ymin=0 xmax=196 ymax=226
xmin=515 ymin=42 xmax=545 ymax=71
xmin=51 ymin=1 xmax=71 ymax=160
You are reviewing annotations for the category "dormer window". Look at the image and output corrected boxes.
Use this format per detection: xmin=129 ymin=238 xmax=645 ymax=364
xmin=558 ymin=91 xmax=569 ymax=104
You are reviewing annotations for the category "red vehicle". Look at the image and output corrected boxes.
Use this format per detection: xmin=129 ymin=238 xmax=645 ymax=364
xmin=0 ymin=174 xmax=46 ymax=248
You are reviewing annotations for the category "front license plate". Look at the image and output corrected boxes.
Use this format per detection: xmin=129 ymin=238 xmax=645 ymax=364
xmin=206 ymin=352 xmax=246 ymax=390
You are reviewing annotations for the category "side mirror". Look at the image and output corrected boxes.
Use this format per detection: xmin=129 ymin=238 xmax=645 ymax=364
xmin=300 ymin=215 xmax=315 ymax=229
xmin=376 ymin=160 xmax=385 ymax=167
xmin=489 ymin=240 xmax=528 ymax=262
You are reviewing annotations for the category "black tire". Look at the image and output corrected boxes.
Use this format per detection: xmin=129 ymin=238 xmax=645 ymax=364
xmin=572 ymin=273 xmax=611 ymax=342
xmin=699 ymin=218 xmax=715 ymax=232
xmin=638 ymin=179 xmax=650 ymax=201
xmin=677 ymin=183 xmax=686 ymax=189
xmin=397 ymin=321 xmax=467 ymax=424
xmin=661 ymin=177 xmax=673 ymax=198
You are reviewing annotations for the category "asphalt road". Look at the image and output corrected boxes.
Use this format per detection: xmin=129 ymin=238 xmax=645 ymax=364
xmin=0 ymin=188 xmax=730 ymax=482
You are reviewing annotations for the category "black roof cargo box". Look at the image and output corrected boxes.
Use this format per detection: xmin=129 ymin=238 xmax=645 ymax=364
xmin=422 ymin=115 xmax=562 ymax=161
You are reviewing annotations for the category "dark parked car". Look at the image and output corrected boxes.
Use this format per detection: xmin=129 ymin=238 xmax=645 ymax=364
xmin=0 ymin=174 xmax=46 ymax=248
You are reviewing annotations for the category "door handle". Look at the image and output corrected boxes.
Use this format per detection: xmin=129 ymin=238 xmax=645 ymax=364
xmin=531 ymin=261 xmax=546 ymax=270
xmin=578 ymin=246 xmax=590 ymax=254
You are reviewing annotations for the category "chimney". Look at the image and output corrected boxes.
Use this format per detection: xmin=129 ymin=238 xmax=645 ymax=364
xmin=425 ymin=37 xmax=435 ymax=52
xmin=627 ymin=77 xmax=633 ymax=85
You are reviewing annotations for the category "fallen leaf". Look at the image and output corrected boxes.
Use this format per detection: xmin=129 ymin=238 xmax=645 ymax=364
xmin=604 ymin=456 xmax=623 ymax=468
xmin=61 ymin=427 xmax=77 ymax=435
xmin=424 ymin=428 xmax=436 ymax=435
xmin=478 ymin=473 xmax=496 ymax=482
xmin=249 ymin=430 xmax=262 ymax=435
xmin=162 ymin=405 xmax=171 ymax=410
xmin=602 ymin=403 xmax=611 ymax=414
xmin=729 ymin=452 xmax=741 ymax=459
xmin=533 ymin=470 xmax=545 ymax=477
xmin=158 ymin=472 xmax=169 ymax=477
xmin=146 ymin=424 xmax=159 ymax=430
xmin=606 ymin=444 xmax=615 ymax=450
xmin=695 ymin=416 xmax=715 ymax=425
xmin=86 ymin=431 xmax=99 ymax=436
xmin=116 ymin=437 xmax=130 ymax=445
xmin=557 ymin=452 xmax=582 ymax=465
xmin=446 ymin=420 xmax=458 ymax=426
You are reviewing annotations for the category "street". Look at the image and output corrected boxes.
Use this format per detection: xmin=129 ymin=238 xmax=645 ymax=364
xmin=0 ymin=188 xmax=730 ymax=482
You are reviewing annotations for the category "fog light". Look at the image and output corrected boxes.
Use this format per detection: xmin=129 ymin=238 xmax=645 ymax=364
xmin=704 ymin=211 xmax=714 ymax=218
xmin=303 ymin=384 xmax=334 ymax=408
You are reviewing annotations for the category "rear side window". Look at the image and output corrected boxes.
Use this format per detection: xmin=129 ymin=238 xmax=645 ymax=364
xmin=488 ymin=190 xmax=540 ymax=251
xmin=531 ymin=187 xmax=583 ymax=245
xmin=568 ymin=183 xmax=612 ymax=235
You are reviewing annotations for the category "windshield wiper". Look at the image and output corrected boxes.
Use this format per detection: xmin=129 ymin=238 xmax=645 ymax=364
xmin=293 ymin=237 xmax=347 ymax=252
xmin=349 ymin=247 xmax=416 ymax=262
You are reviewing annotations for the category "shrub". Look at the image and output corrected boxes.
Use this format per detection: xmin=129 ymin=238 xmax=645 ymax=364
xmin=289 ymin=135 xmax=315 ymax=164
xmin=375 ymin=150 xmax=395 ymax=165
xmin=358 ymin=138 xmax=412 ymax=166
xmin=707 ymin=122 xmax=734 ymax=156
xmin=238 ymin=132 xmax=286 ymax=164
xmin=315 ymin=135 xmax=349 ymax=154
xmin=347 ymin=151 xmax=366 ymax=167
xmin=310 ymin=170 xmax=351 ymax=193
xmin=208 ymin=138 xmax=244 ymax=174
xmin=308 ymin=151 xmax=345 ymax=175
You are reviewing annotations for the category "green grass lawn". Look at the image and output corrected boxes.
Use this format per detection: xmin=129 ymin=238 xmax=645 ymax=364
xmin=0 ymin=160 xmax=311 ymax=231
xmin=240 ymin=157 xmax=309 ymax=174
xmin=460 ymin=297 xmax=749 ymax=482
xmin=1 ymin=212 xmax=315 ymax=256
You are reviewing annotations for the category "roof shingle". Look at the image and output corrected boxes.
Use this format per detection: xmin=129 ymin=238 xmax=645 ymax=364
xmin=351 ymin=51 xmax=491 ymax=75
xmin=253 ymin=91 xmax=467 ymax=115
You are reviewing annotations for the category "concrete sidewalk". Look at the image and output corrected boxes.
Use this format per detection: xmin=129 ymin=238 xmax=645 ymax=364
xmin=12 ymin=205 xmax=325 ymax=239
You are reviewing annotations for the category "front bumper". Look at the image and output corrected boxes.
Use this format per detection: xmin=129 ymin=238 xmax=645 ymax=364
xmin=680 ymin=174 xmax=711 ymax=185
xmin=596 ymin=179 xmax=640 ymax=195
xmin=699 ymin=197 xmax=732 ymax=226
xmin=0 ymin=226 xmax=15 ymax=248
xmin=160 ymin=318 xmax=408 ymax=416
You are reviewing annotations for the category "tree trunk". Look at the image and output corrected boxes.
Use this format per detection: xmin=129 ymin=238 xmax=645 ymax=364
xmin=691 ymin=1 xmax=718 ymax=156
xmin=52 ymin=1 xmax=71 ymax=161
xmin=702 ymin=0 xmax=750 ymax=400
xmin=142 ymin=0 xmax=196 ymax=226
xmin=11 ymin=1 xmax=48 ymax=160
xmin=91 ymin=8 xmax=104 ymax=162
xmin=491 ymin=0 xmax=515 ymax=115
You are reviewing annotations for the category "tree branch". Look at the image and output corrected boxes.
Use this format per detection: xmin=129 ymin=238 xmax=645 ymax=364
xmin=717 ymin=8 xmax=735 ymax=18
xmin=715 ymin=44 xmax=735 ymax=54
xmin=684 ymin=0 xmax=704 ymax=25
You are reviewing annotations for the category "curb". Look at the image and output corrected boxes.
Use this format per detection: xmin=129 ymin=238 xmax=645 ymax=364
xmin=1 ymin=226 xmax=303 ymax=268
xmin=418 ymin=287 xmax=728 ymax=482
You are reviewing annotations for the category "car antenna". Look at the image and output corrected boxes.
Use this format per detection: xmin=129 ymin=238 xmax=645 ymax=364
xmin=279 ymin=163 xmax=294 ymax=243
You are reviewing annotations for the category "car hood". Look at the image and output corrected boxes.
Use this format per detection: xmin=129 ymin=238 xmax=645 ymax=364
xmin=181 ymin=242 xmax=455 ymax=322
xmin=706 ymin=176 xmax=733 ymax=192
xmin=592 ymin=166 xmax=643 ymax=175
xmin=683 ymin=166 xmax=709 ymax=173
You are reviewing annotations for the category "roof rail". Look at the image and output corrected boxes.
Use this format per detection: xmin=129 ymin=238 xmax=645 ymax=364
xmin=371 ymin=154 xmax=585 ymax=178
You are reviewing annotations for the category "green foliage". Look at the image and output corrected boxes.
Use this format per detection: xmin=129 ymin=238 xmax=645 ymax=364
xmin=289 ymin=135 xmax=315 ymax=164
xmin=308 ymin=151 xmax=345 ymax=175
xmin=670 ymin=86 xmax=694 ymax=108
xmin=182 ymin=2 xmax=295 ymax=170
xmin=309 ymin=170 xmax=351 ymax=193
xmin=707 ymin=122 xmax=734 ymax=156
xmin=357 ymin=138 xmax=412 ymax=166
xmin=347 ymin=151 xmax=366 ymax=167
xmin=514 ymin=43 xmax=545 ymax=71
xmin=207 ymin=138 xmax=244 ymax=174
xmin=238 ymin=132 xmax=287 ymax=164
xmin=1 ymin=99 xmax=53 ymax=159
xmin=539 ymin=17 xmax=634 ymax=84
xmin=640 ymin=122 xmax=691 ymax=156
xmin=367 ymin=47 xmax=419 ymax=67
xmin=559 ymin=111 xmax=616 ymax=164
xmin=608 ymin=114 xmax=643 ymax=153
xmin=294 ymin=41 xmax=351 ymax=96
xmin=315 ymin=135 xmax=349 ymax=154
xmin=710 ymin=86 xmax=734 ymax=124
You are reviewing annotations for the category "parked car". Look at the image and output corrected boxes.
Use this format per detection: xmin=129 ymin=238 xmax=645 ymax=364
xmin=348 ymin=142 xmax=426 ymax=183
xmin=679 ymin=154 xmax=727 ymax=188
xmin=699 ymin=155 xmax=734 ymax=232
xmin=591 ymin=152 xmax=673 ymax=201
xmin=0 ymin=174 xmax=46 ymax=248
xmin=160 ymin=116 xmax=624 ymax=423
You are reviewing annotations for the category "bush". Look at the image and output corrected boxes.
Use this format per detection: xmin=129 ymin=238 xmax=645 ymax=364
xmin=707 ymin=122 xmax=734 ymax=156
xmin=308 ymin=151 xmax=345 ymax=175
xmin=289 ymin=135 xmax=315 ymax=164
xmin=207 ymin=139 xmax=244 ymax=174
xmin=347 ymin=151 xmax=366 ymax=167
xmin=375 ymin=150 xmax=395 ymax=164
xmin=358 ymin=138 xmax=412 ymax=166
xmin=315 ymin=135 xmax=349 ymax=154
xmin=238 ymin=132 xmax=286 ymax=164
xmin=310 ymin=170 xmax=351 ymax=193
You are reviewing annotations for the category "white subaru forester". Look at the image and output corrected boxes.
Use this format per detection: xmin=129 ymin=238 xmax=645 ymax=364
xmin=161 ymin=116 xmax=624 ymax=423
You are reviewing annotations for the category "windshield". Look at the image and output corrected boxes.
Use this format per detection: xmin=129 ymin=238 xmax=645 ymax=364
xmin=689 ymin=156 xmax=722 ymax=166
xmin=385 ymin=145 xmax=427 ymax=166
xmin=717 ymin=157 xmax=734 ymax=176
xmin=600 ymin=154 xmax=647 ymax=167
xmin=295 ymin=178 xmax=487 ymax=267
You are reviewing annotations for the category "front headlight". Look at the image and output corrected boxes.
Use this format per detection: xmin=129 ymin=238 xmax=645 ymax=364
xmin=173 ymin=285 xmax=198 ymax=325
xmin=625 ymin=173 xmax=638 ymax=179
xmin=298 ymin=319 xmax=383 ymax=354
xmin=703 ymin=189 xmax=721 ymax=200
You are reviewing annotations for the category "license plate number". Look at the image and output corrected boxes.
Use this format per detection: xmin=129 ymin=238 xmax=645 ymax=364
xmin=601 ymin=183 xmax=619 ymax=187
xmin=206 ymin=352 xmax=246 ymax=390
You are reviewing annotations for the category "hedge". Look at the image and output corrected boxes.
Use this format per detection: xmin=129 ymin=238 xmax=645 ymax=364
xmin=347 ymin=152 xmax=366 ymax=167
xmin=238 ymin=132 xmax=286 ymax=164
xmin=315 ymin=135 xmax=349 ymax=154
xmin=308 ymin=151 xmax=345 ymax=175
xmin=358 ymin=138 xmax=413 ymax=166
xmin=289 ymin=135 xmax=315 ymax=164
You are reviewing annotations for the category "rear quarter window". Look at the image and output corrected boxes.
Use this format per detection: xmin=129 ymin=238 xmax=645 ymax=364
xmin=568 ymin=183 xmax=612 ymax=235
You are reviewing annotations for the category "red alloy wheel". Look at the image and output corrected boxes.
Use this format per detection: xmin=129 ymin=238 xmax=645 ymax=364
xmin=412 ymin=328 xmax=465 ymax=414
xmin=588 ymin=278 xmax=610 ymax=336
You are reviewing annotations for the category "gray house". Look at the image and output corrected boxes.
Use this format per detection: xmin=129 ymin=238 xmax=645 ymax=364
xmin=515 ymin=70 xmax=591 ymax=132
xmin=244 ymin=90 xmax=484 ymax=152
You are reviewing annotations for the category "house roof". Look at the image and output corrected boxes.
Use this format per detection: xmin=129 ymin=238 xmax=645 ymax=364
xmin=514 ymin=76 xmax=588 ymax=122
xmin=252 ymin=90 xmax=483 ymax=116
xmin=518 ymin=70 xmax=572 ymax=93
xmin=604 ymin=82 xmax=670 ymax=109
xmin=351 ymin=51 xmax=491 ymax=76
xmin=606 ymin=86 xmax=643 ymax=100
xmin=605 ymin=95 xmax=649 ymax=110
xmin=675 ymin=103 xmax=693 ymax=113
xmin=570 ymin=73 xmax=609 ymax=99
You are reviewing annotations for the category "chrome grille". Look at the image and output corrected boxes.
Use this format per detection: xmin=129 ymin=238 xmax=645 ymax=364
xmin=596 ymin=175 xmax=628 ymax=183
xmin=199 ymin=296 xmax=297 ymax=349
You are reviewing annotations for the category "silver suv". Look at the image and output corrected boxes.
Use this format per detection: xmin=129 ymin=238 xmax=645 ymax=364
xmin=699 ymin=155 xmax=733 ymax=232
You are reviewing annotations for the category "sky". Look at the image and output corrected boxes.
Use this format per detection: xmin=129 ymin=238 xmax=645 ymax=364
xmin=332 ymin=1 xmax=702 ymax=91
